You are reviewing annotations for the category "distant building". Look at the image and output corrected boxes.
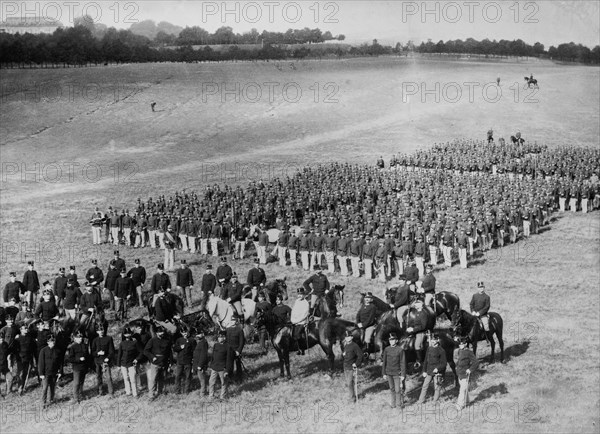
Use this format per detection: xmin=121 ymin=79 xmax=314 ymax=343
xmin=0 ymin=17 xmax=63 ymax=35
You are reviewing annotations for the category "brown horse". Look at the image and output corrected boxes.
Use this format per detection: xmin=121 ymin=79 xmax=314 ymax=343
xmin=452 ymin=309 xmax=504 ymax=363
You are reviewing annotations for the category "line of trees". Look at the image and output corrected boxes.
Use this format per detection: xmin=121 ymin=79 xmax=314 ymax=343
xmin=415 ymin=38 xmax=600 ymax=64
xmin=1 ymin=19 xmax=598 ymax=66
xmin=0 ymin=20 xmax=348 ymax=66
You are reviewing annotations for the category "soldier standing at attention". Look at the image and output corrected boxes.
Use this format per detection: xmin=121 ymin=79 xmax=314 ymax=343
xmin=342 ymin=330 xmax=363 ymax=403
xmin=382 ymin=332 xmax=407 ymax=408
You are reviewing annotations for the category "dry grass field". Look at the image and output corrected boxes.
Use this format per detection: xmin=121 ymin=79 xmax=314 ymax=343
xmin=0 ymin=57 xmax=599 ymax=433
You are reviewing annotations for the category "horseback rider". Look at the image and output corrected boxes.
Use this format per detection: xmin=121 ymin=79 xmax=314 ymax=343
xmin=222 ymin=273 xmax=244 ymax=317
xmin=246 ymin=258 xmax=266 ymax=301
xmin=271 ymin=294 xmax=291 ymax=326
xmin=356 ymin=292 xmax=378 ymax=354
xmin=303 ymin=265 xmax=330 ymax=317
xmin=420 ymin=264 xmax=436 ymax=310
xmin=405 ymin=300 xmax=429 ymax=369
xmin=291 ymin=288 xmax=310 ymax=355
xmin=470 ymin=282 xmax=490 ymax=332
xmin=390 ymin=275 xmax=411 ymax=328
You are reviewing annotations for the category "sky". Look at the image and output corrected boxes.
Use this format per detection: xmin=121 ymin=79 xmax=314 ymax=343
xmin=3 ymin=1 xmax=599 ymax=47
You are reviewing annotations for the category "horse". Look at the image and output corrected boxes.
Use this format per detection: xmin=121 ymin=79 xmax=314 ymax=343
xmin=372 ymin=305 xmax=437 ymax=361
xmin=332 ymin=284 xmax=345 ymax=309
xmin=360 ymin=292 xmax=392 ymax=317
xmin=398 ymin=330 xmax=458 ymax=384
xmin=511 ymin=135 xmax=525 ymax=145
xmin=206 ymin=294 xmax=257 ymax=339
xmin=179 ymin=310 xmax=217 ymax=336
xmin=262 ymin=279 xmax=289 ymax=304
xmin=386 ymin=287 xmax=461 ymax=322
xmin=312 ymin=289 xmax=343 ymax=318
xmin=302 ymin=317 xmax=362 ymax=374
xmin=451 ymin=309 xmax=504 ymax=363
xmin=386 ymin=287 xmax=460 ymax=322
xmin=255 ymin=308 xmax=293 ymax=379
xmin=524 ymin=77 xmax=538 ymax=88
xmin=144 ymin=291 xmax=185 ymax=319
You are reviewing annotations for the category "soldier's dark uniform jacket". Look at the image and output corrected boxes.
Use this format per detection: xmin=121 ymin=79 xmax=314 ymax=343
xmin=210 ymin=341 xmax=234 ymax=372
xmin=38 ymin=345 xmax=61 ymax=376
xmin=247 ymin=268 xmax=266 ymax=288
xmin=342 ymin=340 xmax=363 ymax=370
xmin=67 ymin=342 xmax=89 ymax=372
xmin=226 ymin=323 xmax=245 ymax=361
xmin=174 ymin=336 xmax=196 ymax=365
xmin=155 ymin=297 xmax=175 ymax=322
xmin=144 ymin=336 xmax=172 ymax=367
xmin=470 ymin=292 xmax=490 ymax=315
xmin=150 ymin=273 xmax=171 ymax=294
xmin=356 ymin=304 xmax=377 ymax=328
xmin=222 ymin=281 xmax=243 ymax=304
xmin=192 ymin=337 xmax=209 ymax=371
xmin=421 ymin=274 xmax=436 ymax=293
xmin=35 ymin=299 xmax=59 ymax=321
xmin=201 ymin=273 xmax=217 ymax=296
xmin=80 ymin=291 xmax=102 ymax=312
xmin=408 ymin=310 xmax=429 ymax=333
xmin=127 ymin=267 xmax=147 ymax=287
xmin=91 ymin=335 xmax=115 ymax=365
xmin=392 ymin=285 xmax=410 ymax=308
xmin=302 ymin=274 xmax=330 ymax=296
xmin=422 ymin=345 xmax=447 ymax=376
xmin=17 ymin=333 xmax=37 ymax=363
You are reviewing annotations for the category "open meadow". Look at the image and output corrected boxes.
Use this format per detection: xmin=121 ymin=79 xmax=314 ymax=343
xmin=0 ymin=57 xmax=599 ymax=433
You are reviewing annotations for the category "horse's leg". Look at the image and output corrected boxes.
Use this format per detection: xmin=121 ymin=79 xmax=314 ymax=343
xmin=489 ymin=333 xmax=496 ymax=363
xmin=276 ymin=348 xmax=285 ymax=377
xmin=446 ymin=350 xmax=458 ymax=387
xmin=496 ymin=327 xmax=505 ymax=363
xmin=284 ymin=348 xmax=291 ymax=379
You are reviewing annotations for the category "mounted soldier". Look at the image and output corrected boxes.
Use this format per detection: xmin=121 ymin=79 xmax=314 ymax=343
xmin=470 ymin=282 xmax=490 ymax=332
xmin=291 ymin=288 xmax=310 ymax=355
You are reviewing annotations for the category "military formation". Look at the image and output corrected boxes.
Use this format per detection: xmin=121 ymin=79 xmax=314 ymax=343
xmin=89 ymin=140 xmax=598 ymax=279
xmin=2 ymin=138 xmax=598 ymax=411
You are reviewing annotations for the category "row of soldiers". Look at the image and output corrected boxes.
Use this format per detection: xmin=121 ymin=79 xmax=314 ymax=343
xmin=0 ymin=314 xmax=245 ymax=404
xmin=388 ymin=140 xmax=599 ymax=181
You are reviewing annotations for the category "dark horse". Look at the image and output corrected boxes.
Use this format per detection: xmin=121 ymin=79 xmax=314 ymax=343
xmin=293 ymin=317 xmax=362 ymax=374
xmin=312 ymin=287 xmax=344 ymax=318
xmin=255 ymin=308 xmax=294 ymax=378
xmin=399 ymin=330 xmax=458 ymax=384
xmin=244 ymin=279 xmax=289 ymax=305
xmin=144 ymin=291 xmax=185 ymax=319
xmin=372 ymin=306 xmax=436 ymax=361
xmin=524 ymin=77 xmax=538 ymax=88
xmin=386 ymin=287 xmax=461 ymax=322
xmin=452 ymin=309 xmax=504 ymax=363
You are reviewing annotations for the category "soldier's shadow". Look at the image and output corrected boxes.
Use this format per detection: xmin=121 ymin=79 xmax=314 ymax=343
xmin=470 ymin=382 xmax=509 ymax=404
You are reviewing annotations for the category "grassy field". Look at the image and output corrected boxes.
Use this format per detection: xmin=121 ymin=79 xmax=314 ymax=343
xmin=0 ymin=57 xmax=599 ymax=433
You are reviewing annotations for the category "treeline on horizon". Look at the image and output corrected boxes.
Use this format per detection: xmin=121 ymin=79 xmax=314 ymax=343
xmin=0 ymin=17 xmax=598 ymax=66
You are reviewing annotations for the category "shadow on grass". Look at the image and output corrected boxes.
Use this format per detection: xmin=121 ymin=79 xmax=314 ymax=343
xmin=501 ymin=340 xmax=531 ymax=363
xmin=470 ymin=382 xmax=509 ymax=404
